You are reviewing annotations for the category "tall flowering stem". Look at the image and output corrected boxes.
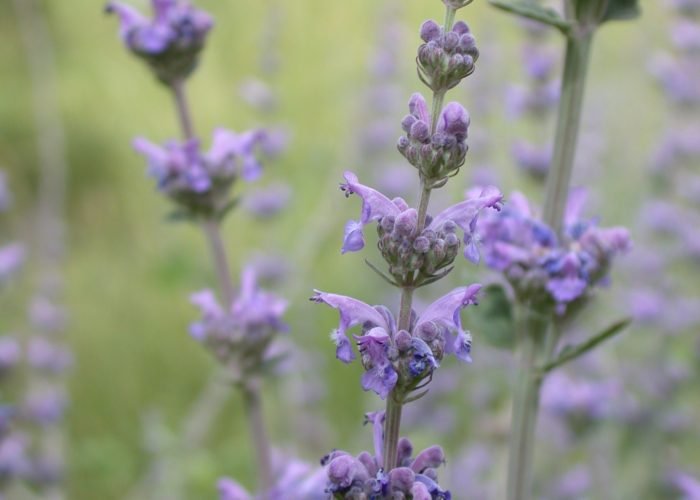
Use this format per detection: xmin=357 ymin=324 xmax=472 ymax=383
xmin=488 ymin=1 xmax=640 ymax=499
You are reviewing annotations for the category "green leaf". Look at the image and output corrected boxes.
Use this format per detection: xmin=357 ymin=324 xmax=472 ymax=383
xmin=469 ymin=284 xmax=516 ymax=350
xmin=602 ymin=0 xmax=641 ymax=22
xmin=364 ymin=259 xmax=399 ymax=287
xmin=540 ymin=318 xmax=631 ymax=373
xmin=489 ymin=0 xmax=572 ymax=33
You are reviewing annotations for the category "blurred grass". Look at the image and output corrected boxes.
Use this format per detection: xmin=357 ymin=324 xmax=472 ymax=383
xmin=0 ymin=0 xmax=682 ymax=498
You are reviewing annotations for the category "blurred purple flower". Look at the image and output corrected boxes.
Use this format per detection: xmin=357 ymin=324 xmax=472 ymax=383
xmin=0 ymin=243 xmax=25 ymax=282
xmin=106 ymin=0 xmax=213 ymax=82
xmin=0 ymin=336 xmax=20 ymax=374
xmin=242 ymin=183 xmax=292 ymax=220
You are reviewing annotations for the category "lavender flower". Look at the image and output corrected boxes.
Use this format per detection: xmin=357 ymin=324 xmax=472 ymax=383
xmin=322 ymin=411 xmax=450 ymax=499
xmin=190 ymin=265 xmax=287 ymax=377
xmin=480 ymin=190 xmax=631 ymax=312
xmin=340 ymin=171 xmax=502 ymax=275
xmin=133 ymin=128 xmax=266 ymax=217
xmin=311 ymin=285 xmax=480 ymax=399
xmin=106 ymin=0 xmax=213 ymax=84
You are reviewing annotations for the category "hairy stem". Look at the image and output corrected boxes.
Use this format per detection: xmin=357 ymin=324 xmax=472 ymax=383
xmin=202 ymin=219 xmax=236 ymax=304
xmin=541 ymin=32 xmax=593 ymax=234
xmin=506 ymin=306 xmax=548 ymax=500
xmin=172 ymin=79 xmax=195 ymax=140
xmin=243 ymin=381 xmax=274 ymax=497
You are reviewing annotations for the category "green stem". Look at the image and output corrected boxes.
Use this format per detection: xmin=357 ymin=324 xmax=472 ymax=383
xmin=506 ymin=306 xmax=548 ymax=500
xmin=541 ymin=32 xmax=593 ymax=234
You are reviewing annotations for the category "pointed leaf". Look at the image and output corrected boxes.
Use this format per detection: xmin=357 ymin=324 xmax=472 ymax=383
xmin=364 ymin=259 xmax=400 ymax=287
xmin=540 ymin=318 xmax=631 ymax=373
xmin=489 ymin=0 xmax=572 ymax=33
xmin=602 ymin=0 xmax=640 ymax=22
xmin=467 ymin=283 xmax=516 ymax=350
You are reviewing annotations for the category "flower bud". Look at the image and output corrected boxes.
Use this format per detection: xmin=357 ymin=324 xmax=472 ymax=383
xmin=410 ymin=121 xmax=431 ymax=143
xmin=417 ymin=321 xmax=438 ymax=342
xmin=394 ymin=209 xmax=418 ymax=237
xmin=327 ymin=455 xmax=359 ymax=488
xmin=397 ymin=437 xmax=414 ymax=466
xmin=410 ymin=446 xmax=446 ymax=473
xmin=389 ymin=467 xmax=416 ymax=493
xmin=419 ymin=20 xmax=442 ymax=42
xmin=413 ymin=236 xmax=431 ymax=254
xmin=395 ymin=330 xmax=412 ymax=352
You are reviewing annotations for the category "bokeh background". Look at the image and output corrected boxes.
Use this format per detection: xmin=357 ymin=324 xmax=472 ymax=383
xmin=1 ymin=0 xmax=698 ymax=499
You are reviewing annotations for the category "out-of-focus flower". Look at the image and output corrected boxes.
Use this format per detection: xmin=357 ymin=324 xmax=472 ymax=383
xmin=668 ymin=471 xmax=700 ymax=499
xmin=480 ymin=190 xmax=631 ymax=312
xmin=133 ymin=128 xmax=266 ymax=217
xmin=0 ymin=244 xmax=25 ymax=282
xmin=242 ymin=183 xmax=292 ymax=220
xmin=190 ymin=265 xmax=287 ymax=377
xmin=23 ymin=387 xmax=68 ymax=426
xmin=311 ymin=285 xmax=480 ymax=399
xmin=0 ymin=337 xmax=20 ymax=375
xmin=541 ymin=371 xmax=622 ymax=420
xmin=106 ymin=0 xmax=213 ymax=83
xmin=511 ymin=141 xmax=551 ymax=179
xmin=322 ymin=411 xmax=450 ymax=498
xmin=27 ymin=338 xmax=73 ymax=375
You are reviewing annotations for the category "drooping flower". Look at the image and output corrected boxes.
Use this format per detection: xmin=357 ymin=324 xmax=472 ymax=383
xmin=322 ymin=411 xmax=451 ymax=499
xmin=479 ymin=190 xmax=631 ymax=312
xmin=106 ymin=0 xmax=213 ymax=83
xmin=190 ymin=265 xmax=288 ymax=377
xmin=133 ymin=128 xmax=266 ymax=217
xmin=310 ymin=285 xmax=481 ymax=399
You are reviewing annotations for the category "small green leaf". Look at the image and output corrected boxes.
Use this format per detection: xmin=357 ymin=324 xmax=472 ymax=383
xmin=540 ymin=318 xmax=631 ymax=373
xmin=469 ymin=284 xmax=516 ymax=350
xmin=489 ymin=0 xmax=573 ymax=34
xmin=602 ymin=0 xmax=641 ymax=22
xmin=364 ymin=259 xmax=399 ymax=287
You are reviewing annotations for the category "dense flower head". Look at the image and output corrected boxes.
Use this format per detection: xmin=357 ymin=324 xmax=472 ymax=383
xmin=340 ymin=171 xmax=502 ymax=281
xmin=190 ymin=265 xmax=288 ymax=378
xmin=480 ymin=190 xmax=631 ymax=312
xmin=417 ymin=19 xmax=478 ymax=93
xmin=398 ymin=94 xmax=472 ymax=186
xmin=133 ymin=128 xmax=266 ymax=218
xmin=310 ymin=285 xmax=481 ymax=399
xmin=106 ymin=0 xmax=213 ymax=83
xmin=322 ymin=411 xmax=451 ymax=499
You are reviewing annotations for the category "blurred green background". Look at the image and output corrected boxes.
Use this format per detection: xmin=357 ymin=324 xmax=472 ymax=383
xmin=0 ymin=0 xmax=690 ymax=499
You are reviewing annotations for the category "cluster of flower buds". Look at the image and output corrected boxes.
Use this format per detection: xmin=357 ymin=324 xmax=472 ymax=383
xmin=311 ymin=285 xmax=480 ymax=400
xmin=133 ymin=128 xmax=267 ymax=218
xmin=106 ymin=0 xmax=213 ymax=84
xmin=190 ymin=266 xmax=288 ymax=380
xmin=323 ymin=411 xmax=451 ymax=499
xmin=417 ymin=19 xmax=478 ymax=93
xmin=340 ymin=171 xmax=502 ymax=285
xmin=479 ymin=190 xmax=631 ymax=313
xmin=398 ymin=94 xmax=471 ymax=187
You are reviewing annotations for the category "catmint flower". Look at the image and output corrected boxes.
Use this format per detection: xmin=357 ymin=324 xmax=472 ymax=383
xmin=480 ymin=190 xmax=631 ymax=312
xmin=27 ymin=338 xmax=73 ymax=375
xmin=310 ymin=285 xmax=481 ymax=399
xmin=133 ymin=128 xmax=266 ymax=218
xmin=190 ymin=265 xmax=287 ymax=377
xmin=340 ymin=171 xmax=502 ymax=279
xmin=106 ymin=0 xmax=213 ymax=84
xmin=242 ymin=183 xmax=292 ymax=220
xmin=0 ymin=336 xmax=20 ymax=375
xmin=322 ymin=411 xmax=451 ymax=498
xmin=398 ymin=94 xmax=472 ymax=185
xmin=541 ymin=371 xmax=621 ymax=421
xmin=417 ymin=19 xmax=479 ymax=93
xmin=0 ymin=243 xmax=25 ymax=283
xmin=511 ymin=141 xmax=552 ymax=179
xmin=23 ymin=387 xmax=67 ymax=426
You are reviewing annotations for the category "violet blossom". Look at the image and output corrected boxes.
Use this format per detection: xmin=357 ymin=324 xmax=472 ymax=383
xmin=479 ymin=189 xmax=631 ymax=312
xmin=190 ymin=265 xmax=288 ymax=377
xmin=339 ymin=171 xmax=502 ymax=274
xmin=133 ymin=128 xmax=266 ymax=217
xmin=106 ymin=0 xmax=213 ymax=83
xmin=310 ymin=285 xmax=480 ymax=399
